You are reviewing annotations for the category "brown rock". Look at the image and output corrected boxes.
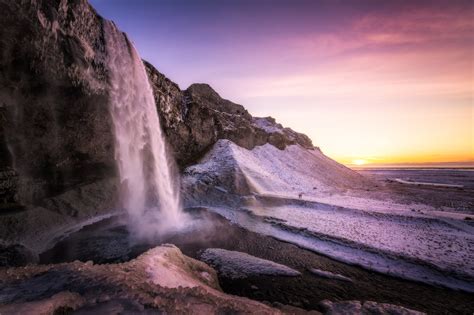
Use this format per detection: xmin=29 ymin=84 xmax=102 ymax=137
xmin=145 ymin=62 xmax=314 ymax=168
xmin=0 ymin=0 xmax=116 ymax=205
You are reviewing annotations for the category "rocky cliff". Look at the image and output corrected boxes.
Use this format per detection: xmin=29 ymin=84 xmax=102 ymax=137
xmin=145 ymin=61 xmax=314 ymax=167
xmin=0 ymin=0 xmax=115 ymax=206
xmin=0 ymin=0 xmax=315 ymax=208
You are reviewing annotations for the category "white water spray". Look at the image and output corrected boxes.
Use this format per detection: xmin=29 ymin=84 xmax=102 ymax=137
xmin=104 ymin=21 xmax=185 ymax=240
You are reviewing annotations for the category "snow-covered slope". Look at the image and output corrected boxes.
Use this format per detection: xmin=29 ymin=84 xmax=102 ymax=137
xmin=182 ymin=139 xmax=474 ymax=292
xmin=184 ymin=139 xmax=369 ymax=198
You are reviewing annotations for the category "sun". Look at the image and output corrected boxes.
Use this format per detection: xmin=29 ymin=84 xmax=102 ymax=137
xmin=352 ymin=159 xmax=368 ymax=166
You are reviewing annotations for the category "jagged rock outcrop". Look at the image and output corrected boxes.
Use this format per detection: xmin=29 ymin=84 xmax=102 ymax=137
xmin=145 ymin=61 xmax=314 ymax=167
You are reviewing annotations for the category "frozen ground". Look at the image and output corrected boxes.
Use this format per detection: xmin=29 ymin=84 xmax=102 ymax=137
xmin=201 ymin=248 xmax=300 ymax=279
xmin=245 ymin=203 xmax=474 ymax=277
xmin=207 ymin=205 xmax=474 ymax=292
xmin=183 ymin=140 xmax=474 ymax=292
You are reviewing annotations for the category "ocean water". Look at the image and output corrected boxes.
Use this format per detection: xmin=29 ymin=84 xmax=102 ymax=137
xmin=358 ymin=168 xmax=474 ymax=189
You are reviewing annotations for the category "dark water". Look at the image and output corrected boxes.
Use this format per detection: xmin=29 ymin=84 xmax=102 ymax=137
xmin=359 ymin=168 xmax=474 ymax=189
xmin=40 ymin=217 xmax=134 ymax=264
xmin=40 ymin=209 xmax=232 ymax=264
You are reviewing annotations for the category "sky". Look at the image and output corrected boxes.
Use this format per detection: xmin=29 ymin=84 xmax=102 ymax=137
xmin=90 ymin=0 xmax=474 ymax=166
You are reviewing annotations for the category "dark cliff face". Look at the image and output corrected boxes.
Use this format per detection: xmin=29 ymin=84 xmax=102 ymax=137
xmin=144 ymin=61 xmax=313 ymax=168
xmin=0 ymin=0 xmax=314 ymax=206
xmin=0 ymin=0 xmax=116 ymax=204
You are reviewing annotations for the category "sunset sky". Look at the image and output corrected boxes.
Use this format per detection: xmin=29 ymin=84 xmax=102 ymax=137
xmin=91 ymin=0 xmax=474 ymax=166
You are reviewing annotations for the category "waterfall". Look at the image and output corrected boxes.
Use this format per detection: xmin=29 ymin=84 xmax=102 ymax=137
xmin=104 ymin=21 xmax=184 ymax=240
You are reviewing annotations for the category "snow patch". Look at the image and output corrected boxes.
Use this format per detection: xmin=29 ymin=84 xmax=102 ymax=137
xmin=201 ymin=248 xmax=300 ymax=279
xmin=309 ymin=268 xmax=353 ymax=282
xmin=206 ymin=206 xmax=474 ymax=293
xmin=253 ymin=117 xmax=283 ymax=134
xmin=144 ymin=244 xmax=220 ymax=289
xmin=245 ymin=204 xmax=474 ymax=283
xmin=185 ymin=139 xmax=366 ymax=197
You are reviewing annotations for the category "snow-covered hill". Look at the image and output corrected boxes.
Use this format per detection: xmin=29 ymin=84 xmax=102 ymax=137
xmin=182 ymin=139 xmax=474 ymax=293
xmin=183 ymin=139 xmax=370 ymax=199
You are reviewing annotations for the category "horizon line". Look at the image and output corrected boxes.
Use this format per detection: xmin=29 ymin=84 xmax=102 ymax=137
xmin=346 ymin=161 xmax=474 ymax=169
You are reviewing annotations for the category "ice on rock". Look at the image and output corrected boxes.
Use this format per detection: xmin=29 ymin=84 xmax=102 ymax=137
xmin=200 ymin=248 xmax=300 ymax=279
xmin=309 ymin=268 xmax=353 ymax=282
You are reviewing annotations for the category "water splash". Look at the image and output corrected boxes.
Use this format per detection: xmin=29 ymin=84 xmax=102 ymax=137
xmin=104 ymin=21 xmax=185 ymax=240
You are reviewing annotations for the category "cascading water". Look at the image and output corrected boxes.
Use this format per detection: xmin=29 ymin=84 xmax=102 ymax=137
xmin=104 ymin=21 xmax=185 ymax=240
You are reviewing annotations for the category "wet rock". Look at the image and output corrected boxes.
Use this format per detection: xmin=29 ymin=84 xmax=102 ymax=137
xmin=0 ymin=245 xmax=283 ymax=314
xmin=0 ymin=0 xmax=116 ymax=205
xmin=0 ymin=243 xmax=37 ymax=267
xmin=0 ymin=179 xmax=118 ymax=253
xmin=0 ymin=0 xmax=123 ymax=251
xmin=0 ymin=167 xmax=18 ymax=205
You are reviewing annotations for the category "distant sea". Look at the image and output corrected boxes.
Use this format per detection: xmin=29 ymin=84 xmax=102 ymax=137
xmin=357 ymin=167 xmax=474 ymax=189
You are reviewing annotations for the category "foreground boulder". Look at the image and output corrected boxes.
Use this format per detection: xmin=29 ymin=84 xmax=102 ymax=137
xmin=201 ymin=248 xmax=301 ymax=279
xmin=0 ymin=245 xmax=427 ymax=314
xmin=0 ymin=245 xmax=285 ymax=314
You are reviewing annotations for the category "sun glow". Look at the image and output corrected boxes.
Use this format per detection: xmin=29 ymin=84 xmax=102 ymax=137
xmin=352 ymin=159 xmax=368 ymax=166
